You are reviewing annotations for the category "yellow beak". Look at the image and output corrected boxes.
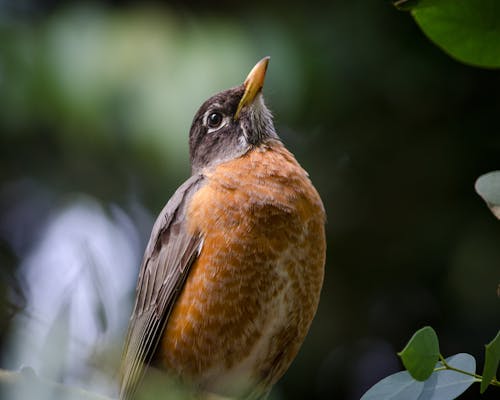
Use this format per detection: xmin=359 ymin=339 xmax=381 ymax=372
xmin=234 ymin=56 xmax=270 ymax=120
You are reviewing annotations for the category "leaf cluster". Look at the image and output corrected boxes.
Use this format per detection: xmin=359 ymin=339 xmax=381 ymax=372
xmin=362 ymin=327 xmax=500 ymax=400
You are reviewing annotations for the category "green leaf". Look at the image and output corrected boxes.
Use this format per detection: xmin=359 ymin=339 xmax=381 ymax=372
xmin=406 ymin=0 xmax=500 ymax=68
xmin=419 ymin=353 xmax=476 ymax=400
xmin=360 ymin=370 xmax=425 ymax=400
xmin=481 ymin=330 xmax=500 ymax=393
xmin=398 ymin=326 xmax=440 ymax=381
xmin=475 ymin=171 xmax=500 ymax=220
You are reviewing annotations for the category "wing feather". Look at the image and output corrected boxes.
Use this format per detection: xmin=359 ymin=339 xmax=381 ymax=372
xmin=119 ymin=174 xmax=205 ymax=400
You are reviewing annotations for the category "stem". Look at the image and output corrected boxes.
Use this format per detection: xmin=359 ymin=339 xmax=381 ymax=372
xmin=490 ymin=378 xmax=500 ymax=387
xmin=436 ymin=354 xmax=500 ymax=387
xmin=437 ymin=355 xmax=483 ymax=380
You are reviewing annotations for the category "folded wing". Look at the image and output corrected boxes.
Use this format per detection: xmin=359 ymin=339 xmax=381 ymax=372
xmin=119 ymin=174 xmax=205 ymax=400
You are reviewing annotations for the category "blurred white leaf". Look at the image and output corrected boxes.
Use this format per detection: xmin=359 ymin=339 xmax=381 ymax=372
xmin=475 ymin=171 xmax=500 ymax=220
xmin=6 ymin=195 xmax=141 ymax=397
xmin=418 ymin=353 xmax=476 ymax=400
xmin=360 ymin=370 xmax=424 ymax=400
xmin=361 ymin=353 xmax=477 ymax=400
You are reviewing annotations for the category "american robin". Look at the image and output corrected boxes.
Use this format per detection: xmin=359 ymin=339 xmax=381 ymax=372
xmin=119 ymin=57 xmax=326 ymax=400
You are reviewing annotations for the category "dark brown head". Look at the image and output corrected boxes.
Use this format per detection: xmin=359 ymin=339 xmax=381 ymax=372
xmin=188 ymin=57 xmax=279 ymax=174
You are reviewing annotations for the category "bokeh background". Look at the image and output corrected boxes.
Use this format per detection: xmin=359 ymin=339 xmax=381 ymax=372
xmin=1 ymin=1 xmax=499 ymax=399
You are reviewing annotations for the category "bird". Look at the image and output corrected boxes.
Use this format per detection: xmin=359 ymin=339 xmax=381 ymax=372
xmin=119 ymin=57 xmax=326 ymax=400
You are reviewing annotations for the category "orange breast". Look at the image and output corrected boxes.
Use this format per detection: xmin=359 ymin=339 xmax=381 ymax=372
xmin=156 ymin=141 xmax=326 ymax=397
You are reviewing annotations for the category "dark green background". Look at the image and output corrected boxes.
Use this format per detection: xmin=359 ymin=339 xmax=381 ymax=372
xmin=1 ymin=1 xmax=499 ymax=399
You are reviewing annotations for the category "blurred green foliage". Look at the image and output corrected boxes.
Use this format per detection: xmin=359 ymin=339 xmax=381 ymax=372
xmin=1 ymin=1 xmax=499 ymax=400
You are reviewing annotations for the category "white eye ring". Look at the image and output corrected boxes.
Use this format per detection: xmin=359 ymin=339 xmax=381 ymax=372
xmin=204 ymin=110 xmax=228 ymax=133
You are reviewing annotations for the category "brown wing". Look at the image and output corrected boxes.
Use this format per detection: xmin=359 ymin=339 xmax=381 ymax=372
xmin=119 ymin=174 xmax=205 ymax=400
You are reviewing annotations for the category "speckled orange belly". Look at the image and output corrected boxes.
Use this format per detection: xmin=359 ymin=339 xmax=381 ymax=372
xmin=156 ymin=142 xmax=326 ymax=398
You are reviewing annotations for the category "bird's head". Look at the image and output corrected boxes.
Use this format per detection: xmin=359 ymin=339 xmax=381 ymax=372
xmin=188 ymin=57 xmax=278 ymax=174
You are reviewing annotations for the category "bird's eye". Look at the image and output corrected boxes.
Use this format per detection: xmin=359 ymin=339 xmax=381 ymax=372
xmin=207 ymin=112 xmax=223 ymax=128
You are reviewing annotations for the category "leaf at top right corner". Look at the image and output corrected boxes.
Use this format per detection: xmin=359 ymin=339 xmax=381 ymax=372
xmin=475 ymin=171 xmax=500 ymax=220
xmin=403 ymin=0 xmax=500 ymax=69
xmin=481 ymin=330 xmax=500 ymax=393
